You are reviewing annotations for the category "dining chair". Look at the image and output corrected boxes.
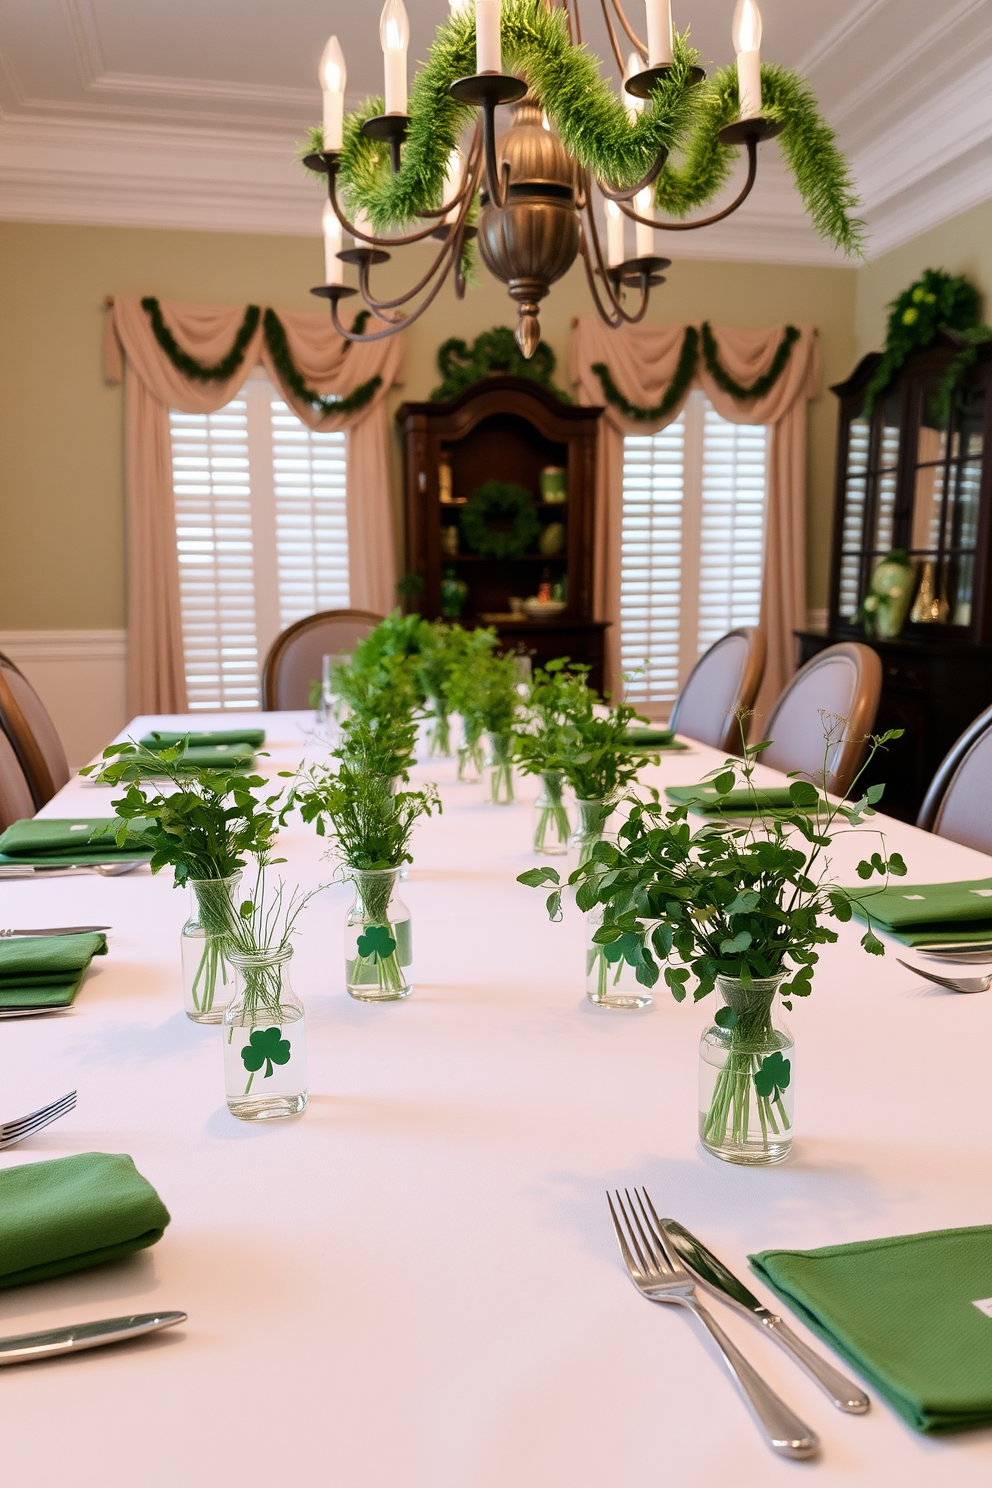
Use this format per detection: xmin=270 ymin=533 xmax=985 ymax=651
xmin=261 ymin=609 xmax=384 ymax=710
xmin=0 ymin=653 xmax=70 ymax=809
xmin=916 ymin=703 xmax=992 ymax=854
xmin=760 ymin=642 xmax=882 ymax=799
xmin=668 ymin=627 xmax=767 ymax=754
xmin=0 ymin=727 xmax=36 ymax=833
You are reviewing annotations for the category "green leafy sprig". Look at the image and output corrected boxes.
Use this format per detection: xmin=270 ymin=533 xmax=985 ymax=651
xmin=863 ymin=269 xmax=987 ymax=418
xmin=514 ymin=658 xmax=593 ymax=776
xmin=284 ymin=761 xmax=440 ymax=870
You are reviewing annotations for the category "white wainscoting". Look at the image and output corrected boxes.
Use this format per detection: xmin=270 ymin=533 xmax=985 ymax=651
xmin=0 ymin=630 xmax=128 ymax=769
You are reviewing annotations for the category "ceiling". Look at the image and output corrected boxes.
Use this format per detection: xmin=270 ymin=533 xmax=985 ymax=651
xmin=1 ymin=0 xmax=990 ymax=263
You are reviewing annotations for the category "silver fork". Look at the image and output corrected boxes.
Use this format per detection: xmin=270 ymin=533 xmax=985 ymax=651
xmin=896 ymin=958 xmax=991 ymax=994
xmin=608 ymin=1187 xmax=819 ymax=1460
xmin=0 ymin=1091 xmax=77 ymax=1150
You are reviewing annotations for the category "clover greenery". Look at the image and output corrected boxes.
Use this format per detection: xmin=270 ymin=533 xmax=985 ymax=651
xmin=519 ymin=723 xmax=907 ymax=1008
xmin=334 ymin=689 xmax=421 ymax=784
xmin=514 ymin=658 xmax=593 ymax=778
xmin=284 ymin=760 xmax=440 ymax=870
xmin=83 ymin=741 xmax=283 ymax=885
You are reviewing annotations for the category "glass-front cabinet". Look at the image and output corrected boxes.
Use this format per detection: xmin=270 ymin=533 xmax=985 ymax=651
xmin=830 ymin=336 xmax=992 ymax=641
xmin=799 ymin=335 xmax=992 ymax=823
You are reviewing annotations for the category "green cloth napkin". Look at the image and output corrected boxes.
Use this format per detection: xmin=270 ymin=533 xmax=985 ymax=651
xmin=0 ymin=1152 xmax=170 ymax=1289
xmin=0 ymin=933 xmax=108 ymax=1008
xmin=139 ymin=727 xmax=265 ymax=750
xmin=665 ymin=784 xmax=829 ymax=818
xmin=848 ymin=877 xmax=992 ymax=946
xmin=624 ymin=727 xmax=688 ymax=751
xmin=0 ymin=817 xmax=153 ymax=868
xmin=750 ymin=1226 xmax=992 ymax=1433
xmin=136 ymin=741 xmax=256 ymax=773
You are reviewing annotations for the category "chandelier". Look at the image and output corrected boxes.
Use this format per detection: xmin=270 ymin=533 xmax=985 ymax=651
xmin=303 ymin=0 xmax=859 ymax=358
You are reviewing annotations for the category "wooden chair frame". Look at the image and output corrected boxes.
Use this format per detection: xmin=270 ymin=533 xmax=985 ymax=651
xmin=0 ymin=651 xmax=60 ymax=809
xmin=669 ymin=627 xmax=767 ymax=755
xmin=916 ymin=702 xmax=992 ymax=834
xmin=261 ymin=609 xmax=384 ymax=711
xmin=763 ymin=641 xmax=882 ymax=799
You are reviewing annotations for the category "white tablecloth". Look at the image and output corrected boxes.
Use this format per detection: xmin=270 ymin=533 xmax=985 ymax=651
xmin=1 ymin=712 xmax=990 ymax=1486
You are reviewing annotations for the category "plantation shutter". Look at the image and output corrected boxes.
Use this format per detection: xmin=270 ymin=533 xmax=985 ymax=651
xmin=621 ymin=390 xmax=770 ymax=712
xmin=169 ymin=371 xmax=350 ymax=711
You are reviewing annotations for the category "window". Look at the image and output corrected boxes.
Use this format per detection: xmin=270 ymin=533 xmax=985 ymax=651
xmin=169 ymin=371 xmax=349 ymax=710
xmin=621 ymin=390 xmax=769 ymax=712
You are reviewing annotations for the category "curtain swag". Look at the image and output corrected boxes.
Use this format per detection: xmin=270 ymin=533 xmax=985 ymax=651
xmin=591 ymin=322 xmax=799 ymax=419
xmin=141 ymin=297 xmax=380 ymax=417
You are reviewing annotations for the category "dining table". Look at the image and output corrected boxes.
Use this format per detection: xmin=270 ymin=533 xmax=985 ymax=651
xmin=1 ymin=709 xmax=990 ymax=1487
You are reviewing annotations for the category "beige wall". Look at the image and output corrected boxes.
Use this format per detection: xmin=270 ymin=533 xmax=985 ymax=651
xmin=0 ymin=219 xmax=856 ymax=632
xmin=856 ymin=198 xmax=992 ymax=358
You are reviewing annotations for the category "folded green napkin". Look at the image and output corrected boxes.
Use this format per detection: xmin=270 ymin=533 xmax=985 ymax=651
xmin=665 ymin=785 xmax=829 ymax=818
xmin=139 ymin=728 xmax=265 ymax=750
xmin=848 ymin=877 xmax=992 ymax=946
xmin=0 ymin=933 xmax=108 ymax=1008
xmin=0 ymin=1152 xmax=170 ymax=1289
xmin=0 ymin=817 xmax=153 ymax=868
xmin=136 ymin=741 xmax=256 ymax=773
xmin=624 ymin=727 xmax=688 ymax=751
xmin=751 ymin=1226 xmax=992 ymax=1433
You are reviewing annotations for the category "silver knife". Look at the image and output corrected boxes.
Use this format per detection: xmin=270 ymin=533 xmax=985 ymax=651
xmin=0 ymin=865 xmax=137 ymax=879
xmin=1 ymin=926 xmax=111 ymax=937
xmin=659 ymin=1218 xmax=870 ymax=1414
xmin=0 ymin=1311 xmax=186 ymax=1365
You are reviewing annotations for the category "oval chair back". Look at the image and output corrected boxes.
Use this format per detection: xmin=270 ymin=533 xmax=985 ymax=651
xmin=0 ymin=728 xmax=35 ymax=833
xmin=669 ymin=627 xmax=766 ymax=755
xmin=261 ymin=610 xmax=384 ymax=711
xmin=760 ymin=642 xmax=882 ymax=799
xmin=916 ymin=703 xmax=992 ymax=855
xmin=0 ymin=653 xmax=70 ymax=809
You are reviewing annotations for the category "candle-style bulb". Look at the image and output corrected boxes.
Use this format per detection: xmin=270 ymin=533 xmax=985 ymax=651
xmin=322 ymin=201 xmax=343 ymax=286
xmin=476 ymin=0 xmax=502 ymax=74
xmin=732 ymin=0 xmax=762 ymax=54
xmin=635 ymin=186 xmax=655 ymax=258
xmin=624 ymin=51 xmax=645 ymax=121
xmin=644 ymin=0 xmax=674 ymax=69
xmin=606 ymin=198 xmax=625 ymax=267
xmin=448 ymin=0 xmax=471 ymax=13
xmin=379 ymin=0 xmax=410 ymax=115
xmin=319 ymin=36 xmax=346 ymax=152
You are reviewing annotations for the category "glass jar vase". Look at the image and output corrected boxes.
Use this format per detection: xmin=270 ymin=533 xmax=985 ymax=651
xmin=223 ymin=946 xmax=307 ymax=1121
xmin=486 ymin=732 xmax=515 ymax=805
xmin=458 ymin=718 xmax=486 ymax=782
xmin=181 ymin=873 xmax=242 ymax=1024
xmin=585 ymin=904 xmax=652 ymax=1010
xmin=345 ymin=867 xmax=413 ymax=1001
xmin=533 ymin=770 xmax=571 ymax=856
xmin=699 ymin=974 xmax=794 ymax=1166
xmin=427 ymin=698 xmax=451 ymax=758
xmin=567 ymin=797 xmax=615 ymax=877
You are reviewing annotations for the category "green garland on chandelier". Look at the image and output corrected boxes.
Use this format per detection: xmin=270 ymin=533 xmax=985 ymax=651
xmin=300 ymin=2 xmax=862 ymax=257
xmin=431 ymin=326 xmax=569 ymax=402
xmin=591 ymin=327 xmax=699 ymax=422
xmin=590 ymin=322 xmax=798 ymax=419
xmin=141 ymin=299 xmax=380 ymax=417
xmin=862 ymin=269 xmax=991 ymax=419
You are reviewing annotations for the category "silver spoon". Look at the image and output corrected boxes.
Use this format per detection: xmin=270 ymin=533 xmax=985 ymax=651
xmin=897 ymin=958 xmax=991 ymax=994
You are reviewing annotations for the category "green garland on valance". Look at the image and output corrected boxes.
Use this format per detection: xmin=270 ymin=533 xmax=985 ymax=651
xmin=142 ymin=297 xmax=260 ymax=382
xmin=591 ymin=327 xmax=699 ymax=422
xmin=140 ymin=298 xmax=381 ymax=418
xmin=701 ymin=322 xmax=800 ymax=401
xmin=301 ymin=4 xmax=862 ymax=257
xmin=431 ymin=326 xmax=569 ymax=402
xmin=261 ymin=309 xmax=381 ymax=417
xmin=590 ymin=322 xmax=799 ymax=421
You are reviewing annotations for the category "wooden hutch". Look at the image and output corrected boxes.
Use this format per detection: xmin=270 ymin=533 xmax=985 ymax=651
xmin=797 ymin=334 xmax=992 ymax=821
xmin=396 ymin=376 xmax=608 ymax=691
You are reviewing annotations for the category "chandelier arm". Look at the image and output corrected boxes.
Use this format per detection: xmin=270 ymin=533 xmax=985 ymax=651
xmin=578 ymin=233 xmax=628 ymax=329
xmin=609 ymin=0 xmax=649 ymax=61
xmin=618 ymin=139 xmax=758 ymax=230
xmin=480 ymin=98 xmax=512 ymax=210
xmin=595 ymin=148 xmax=668 ymax=202
xmin=354 ymin=189 xmax=473 ymax=313
xmin=597 ymin=0 xmax=627 ymax=73
xmin=327 ymin=172 xmax=447 ymax=247
xmin=326 ymin=239 xmax=464 ymax=342
xmin=579 ymin=196 xmax=653 ymax=327
xmin=567 ymin=0 xmax=583 ymax=46
xmin=415 ymin=123 xmax=483 ymax=218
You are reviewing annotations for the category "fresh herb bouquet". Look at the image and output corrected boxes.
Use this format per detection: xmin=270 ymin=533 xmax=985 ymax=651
xmin=84 ymin=741 xmax=283 ymax=1021
xmin=555 ymin=688 xmax=658 ymax=869
xmin=415 ymin=621 xmax=471 ymax=757
xmin=515 ymin=659 xmax=590 ymax=853
xmin=446 ymin=627 xmax=498 ymax=780
xmin=285 ymin=759 xmax=440 ymax=1000
xmin=520 ymin=725 xmax=906 ymax=1162
xmin=471 ymin=648 xmax=524 ymax=804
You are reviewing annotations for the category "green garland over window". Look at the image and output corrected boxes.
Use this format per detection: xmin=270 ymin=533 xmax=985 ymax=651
xmin=142 ymin=297 xmax=260 ymax=382
xmin=701 ymin=322 xmax=800 ymax=401
xmin=862 ymin=269 xmax=991 ymax=419
xmin=590 ymin=322 xmax=798 ymax=420
xmin=431 ymin=326 xmax=569 ymax=403
xmin=140 ymin=298 xmax=380 ymax=418
xmin=301 ymin=4 xmax=862 ymax=258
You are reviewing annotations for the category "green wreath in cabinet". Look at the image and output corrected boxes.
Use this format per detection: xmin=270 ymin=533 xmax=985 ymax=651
xmin=459 ymin=481 xmax=541 ymax=560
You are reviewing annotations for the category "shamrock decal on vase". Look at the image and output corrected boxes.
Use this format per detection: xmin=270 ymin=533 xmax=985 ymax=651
xmin=753 ymin=1050 xmax=791 ymax=1101
xmin=240 ymin=1025 xmax=292 ymax=1093
xmin=356 ymin=925 xmax=397 ymax=962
